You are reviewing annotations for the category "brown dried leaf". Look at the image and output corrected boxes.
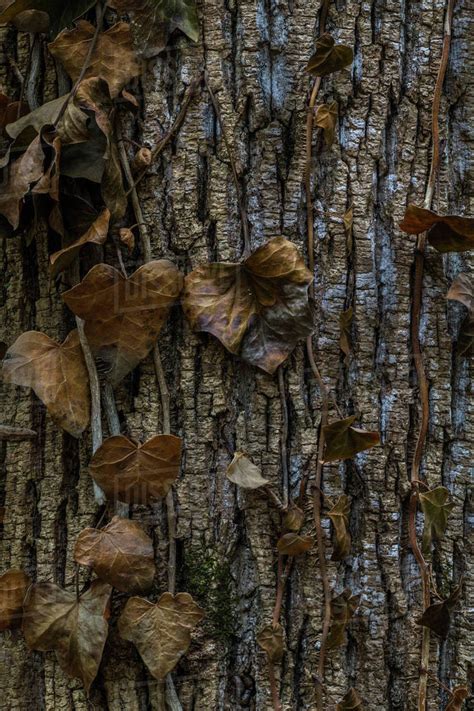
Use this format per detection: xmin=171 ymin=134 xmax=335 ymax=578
xmin=11 ymin=8 xmax=49 ymax=32
xmin=5 ymin=94 xmax=89 ymax=147
xmin=419 ymin=486 xmax=455 ymax=556
xmin=63 ymin=260 xmax=183 ymax=383
xmin=339 ymin=306 xmax=353 ymax=362
xmin=23 ymin=580 xmax=111 ymax=691
xmin=306 ymin=33 xmax=353 ymax=77
xmin=182 ymin=237 xmax=313 ymax=374
xmin=119 ymin=227 xmax=135 ymax=253
xmin=49 ymin=21 xmax=141 ymax=99
xmin=447 ymin=273 xmax=473 ymax=311
xmin=90 ymin=434 xmax=182 ymax=504
xmin=336 ymin=688 xmax=364 ymax=710
xmin=256 ymin=622 xmax=284 ymax=663
xmin=282 ymin=504 xmax=305 ymax=532
xmin=445 ymin=686 xmax=469 ymax=711
xmin=0 ymin=569 xmax=30 ymax=631
xmin=399 ymin=205 xmax=474 ymax=253
xmin=2 ymin=330 xmax=90 ymax=437
xmin=132 ymin=146 xmax=152 ymax=173
xmin=323 ymin=415 xmax=380 ymax=462
xmin=226 ymin=452 xmax=269 ymax=489
xmin=118 ymin=592 xmax=205 ymax=679
xmin=328 ymin=495 xmax=351 ymax=561
xmin=0 ymin=92 xmax=29 ymax=134
xmin=276 ymin=532 xmax=313 ymax=556
xmin=315 ymin=101 xmax=338 ymax=146
xmin=50 ymin=208 xmax=110 ymax=277
xmin=74 ymin=516 xmax=155 ymax=593
xmin=417 ymin=584 xmax=462 ymax=639
xmin=0 ymin=135 xmax=45 ymax=228
xmin=326 ymin=588 xmax=360 ymax=650
xmin=0 ymin=1 xmax=96 ymax=37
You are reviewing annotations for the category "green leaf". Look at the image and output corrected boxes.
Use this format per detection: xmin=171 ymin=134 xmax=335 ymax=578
xmin=419 ymin=486 xmax=455 ymax=556
xmin=0 ymin=0 xmax=96 ymax=37
xmin=323 ymin=416 xmax=380 ymax=462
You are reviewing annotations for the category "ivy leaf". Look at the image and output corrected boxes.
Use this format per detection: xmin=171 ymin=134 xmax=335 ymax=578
xmin=10 ymin=8 xmax=49 ymax=32
xmin=225 ymin=452 xmax=269 ymax=489
xmin=0 ymin=569 xmax=30 ymax=631
xmin=328 ymin=495 xmax=351 ymax=561
xmin=339 ymin=307 xmax=353 ymax=363
xmin=110 ymin=0 xmax=199 ymax=58
xmin=256 ymin=622 xmax=284 ymax=663
xmin=90 ymin=434 xmax=182 ymax=504
xmin=0 ymin=0 xmax=96 ymax=37
xmin=0 ymin=135 xmax=45 ymax=229
xmin=276 ymin=532 xmax=313 ymax=556
xmin=49 ymin=21 xmax=141 ymax=99
xmin=182 ymin=237 xmax=313 ymax=374
xmin=326 ymin=588 xmax=360 ymax=649
xmin=63 ymin=260 xmax=183 ymax=383
xmin=336 ymin=688 xmax=364 ymax=710
xmin=22 ymin=580 xmax=112 ymax=691
xmin=399 ymin=205 xmax=474 ymax=253
xmin=0 ymin=92 xmax=29 ymax=135
xmin=447 ymin=274 xmax=474 ymax=357
xmin=74 ymin=516 xmax=155 ymax=593
xmin=50 ymin=208 xmax=110 ymax=277
xmin=323 ymin=415 xmax=380 ymax=462
xmin=445 ymin=687 xmax=469 ymax=711
xmin=306 ymin=33 xmax=353 ymax=77
xmin=2 ymin=330 xmax=90 ymax=438
xmin=315 ymin=101 xmax=338 ymax=146
xmin=282 ymin=504 xmax=305 ymax=532
xmin=417 ymin=584 xmax=462 ymax=639
xmin=118 ymin=592 xmax=205 ymax=679
xmin=419 ymin=486 xmax=455 ymax=556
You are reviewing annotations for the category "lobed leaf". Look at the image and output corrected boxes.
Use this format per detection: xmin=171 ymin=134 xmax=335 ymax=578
xmin=419 ymin=486 xmax=454 ymax=556
xmin=323 ymin=415 xmax=380 ymax=462
xmin=306 ymin=33 xmax=353 ymax=77
xmin=328 ymin=495 xmax=351 ymax=561
xmin=416 ymin=583 xmax=462 ymax=639
xmin=336 ymin=688 xmax=364 ymax=710
xmin=276 ymin=532 xmax=313 ymax=556
xmin=226 ymin=452 xmax=269 ymax=489
xmin=256 ymin=622 xmax=284 ymax=663
xmin=0 ymin=569 xmax=30 ymax=631
xmin=326 ymin=588 xmax=360 ymax=650
xmin=400 ymin=205 xmax=474 ymax=252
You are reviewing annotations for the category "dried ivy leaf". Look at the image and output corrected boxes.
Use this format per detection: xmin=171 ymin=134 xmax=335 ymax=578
xmin=400 ymin=205 xmax=474 ymax=253
xmin=0 ymin=135 xmax=45 ymax=228
xmin=0 ymin=0 xmax=96 ymax=37
xmin=0 ymin=93 xmax=29 ymax=135
xmin=256 ymin=622 xmax=284 ymax=663
xmin=419 ymin=486 xmax=454 ymax=556
xmin=447 ymin=273 xmax=473 ymax=311
xmin=283 ymin=504 xmax=305 ymax=532
xmin=182 ymin=237 xmax=313 ymax=374
xmin=11 ymin=8 xmax=49 ymax=32
xmin=339 ymin=307 xmax=353 ymax=362
xmin=276 ymin=532 xmax=313 ymax=556
xmin=417 ymin=584 xmax=462 ymax=639
xmin=90 ymin=434 xmax=182 ymax=504
xmin=49 ymin=21 xmax=141 ymax=99
xmin=326 ymin=588 xmax=360 ymax=650
xmin=6 ymin=95 xmax=90 ymax=148
xmin=110 ymin=0 xmax=199 ymax=58
xmin=336 ymin=688 xmax=364 ymax=710
xmin=74 ymin=516 xmax=155 ymax=593
xmin=2 ymin=330 xmax=90 ymax=437
xmin=118 ymin=592 xmax=205 ymax=679
xmin=226 ymin=452 xmax=269 ymax=489
xmin=50 ymin=208 xmax=110 ymax=277
xmin=445 ymin=686 xmax=469 ymax=711
xmin=315 ymin=101 xmax=338 ymax=146
xmin=306 ymin=33 xmax=353 ymax=77
xmin=328 ymin=495 xmax=351 ymax=561
xmin=119 ymin=227 xmax=135 ymax=253
xmin=323 ymin=415 xmax=380 ymax=462
xmin=0 ymin=569 xmax=30 ymax=631
xmin=63 ymin=260 xmax=183 ymax=383
xmin=23 ymin=580 xmax=111 ymax=691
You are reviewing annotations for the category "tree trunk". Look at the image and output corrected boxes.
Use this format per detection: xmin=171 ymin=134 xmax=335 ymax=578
xmin=0 ymin=2 xmax=472 ymax=710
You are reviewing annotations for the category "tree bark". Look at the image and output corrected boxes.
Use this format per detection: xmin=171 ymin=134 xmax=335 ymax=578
xmin=0 ymin=1 xmax=472 ymax=710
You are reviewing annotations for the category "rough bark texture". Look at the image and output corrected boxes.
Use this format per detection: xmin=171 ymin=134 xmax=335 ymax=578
xmin=0 ymin=1 xmax=472 ymax=710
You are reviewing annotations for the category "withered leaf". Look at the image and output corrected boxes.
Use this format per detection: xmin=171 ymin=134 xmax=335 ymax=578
xmin=118 ymin=592 xmax=205 ymax=679
xmin=339 ymin=306 xmax=353 ymax=362
xmin=23 ymin=580 xmax=111 ymax=691
xmin=50 ymin=208 xmax=110 ymax=277
xmin=323 ymin=415 xmax=380 ymax=462
xmin=2 ymin=330 xmax=90 ymax=438
xmin=49 ymin=21 xmax=141 ymax=99
xmin=306 ymin=33 xmax=353 ymax=77
xmin=74 ymin=516 xmax=155 ymax=593
xmin=182 ymin=237 xmax=313 ymax=374
xmin=132 ymin=146 xmax=152 ymax=173
xmin=276 ymin=532 xmax=313 ymax=556
xmin=445 ymin=686 xmax=469 ymax=711
xmin=119 ymin=227 xmax=135 ymax=253
xmin=417 ymin=584 xmax=462 ymax=639
xmin=328 ymin=495 xmax=351 ymax=561
xmin=6 ymin=95 xmax=90 ymax=148
xmin=110 ymin=0 xmax=199 ymax=58
xmin=90 ymin=434 xmax=182 ymax=505
xmin=226 ymin=452 xmax=269 ymax=489
xmin=63 ymin=260 xmax=183 ymax=383
xmin=419 ymin=486 xmax=454 ymax=556
xmin=336 ymin=688 xmax=364 ymax=710
xmin=283 ymin=504 xmax=305 ymax=532
xmin=11 ymin=8 xmax=49 ymax=32
xmin=447 ymin=273 xmax=473 ymax=311
xmin=0 ymin=0 xmax=96 ymax=36
xmin=0 ymin=135 xmax=45 ymax=228
xmin=0 ymin=92 xmax=29 ymax=135
xmin=315 ymin=101 xmax=338 ymax=146
xmin=326 ymin=588 xmax=360 ymax=650
xmin=256 ymin=622 xmax=284 ymax=663
xmin=0 ymin=569 xmax=30 ymax=631
xmin=399 ymin=205 xmax=474 ymax=253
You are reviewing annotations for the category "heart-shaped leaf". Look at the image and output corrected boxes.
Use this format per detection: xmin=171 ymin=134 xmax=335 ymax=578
xmin=50 ymin=208 xmax=110 ymax=277
xmin=22 ymin=580 xmax=112 ymax=691
xmin=0 ymin=0 xmax=96 ymax=37
xmin=49 ymin=21 xmax=141 ymax=99
xmin=336 ymin=688 xmax=363 ymax=710
xmin=256 ymin=622 xmax=284 ymax=663
xmin=306 ymin=33 xmax=353 ymax=77
xmin=90 ymin=434 xmax=182 ymax=504
xmin=445 ymin=686 xmax=469 ymax=711
xmin=0 ymin=569 xmax=30 ymax=631
xmin=315 ymin=101 xmax=338 ymax=146
xmin=326 ymin=588 xmax=360 ymax=650
xmin=323 ymin=416 xmax=380 ymax=462
xmin=400 ymin=205 xmax=474 ymax=252
xmin=182 ymin=237 xmax=313 ymax=374
xmin=63 ymin=261 xmax=183 ymax=383
xmin=328 ymin=495 xmax=351 ymax=561
xmin=2 ymin=330 xmax=90 ymax=437
xmin=419 ymin=486 xmax=455 ymax=556
xmin=110 ymin=0 xmax=199 ymax=58
xmin=226 ymin=452 xmax=269 ymax=489
xmin=417 ymin=584 xmax=461 ymax=639
xmin=74 ymin=516 xmax=155 ymax=593
xmin=276 ymin=532 xmax=313 ymax=556
xmin=118 ymin=592 xmax=205 ymax=679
